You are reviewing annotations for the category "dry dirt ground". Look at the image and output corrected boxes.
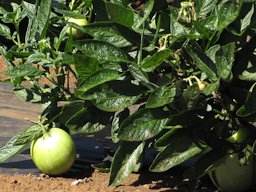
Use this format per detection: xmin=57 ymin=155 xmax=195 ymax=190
xmin=0 ymin=57 xmax=217 ymax=191
xmin=0 ymin=169 xmax=210 ymax=192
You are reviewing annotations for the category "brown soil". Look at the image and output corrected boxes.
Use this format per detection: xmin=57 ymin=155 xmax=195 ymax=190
xmin=0 ymin=168 xmax=214 ymax=192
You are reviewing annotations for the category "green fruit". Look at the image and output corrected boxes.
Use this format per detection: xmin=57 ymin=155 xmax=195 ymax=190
xmin=66 ymin=17 xmax=89 ymax=38
xmin=30 ymin=128 xmax=76 ymax=175
xmin=209 ymin=153 xmax=255 ymax=192
xmin=226 ymin=127 xmax=248 ymax=144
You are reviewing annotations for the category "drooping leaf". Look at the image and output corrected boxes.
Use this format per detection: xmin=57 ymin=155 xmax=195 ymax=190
xmin=13 ymin=87 xmax=42 ymax=103
xmin=237 ymin=83 xmax=256 ymax=117
xmin=105 ymin=1 xmax=134 ymax=28
xmin=74 ymin=40 xmax=132 ymax=62
xmin=76 ymin=81 xmax=142 ymax=112
xmin=118 ymin=108 xmax=169 ymax=141
xmin=215 ymin=42 xmax=235 ymax=81
xmin=14 ymin=124 xmax=42 ymax=145
xmin=0 ymin=23 xmax=11 ymax=39
xmin=0 ymin=134 xmax=29 ymax=163
xmin=215 ymin=1 xmax=240 ymax=31
xmin=4 ymin=63 xmax=42 ymax=78
xmin=195 ymin=0 xmax=218 ymax=17
xmin=140 ymin=49 xmax=171 ymax=72
xmin=150 ymin=135 xmax=203 ymax=172
xmin=67 ymin=22 xmax=132 ymax=47
xmin=76 ymin=69 xmax=121 ymax=93
xmin=109 ymin=141 xmax=145 ymax=186
xmin=63 ymin=104 xmax=113 ymax=135
xmin=146 ymin=84 xmax=177 ymax=108
xmin=185 ymin=43 xmax=217 ymax=81
xmin=240 ymin=4 xmax=254 ymax=33
xmin=36 ymin=0 xmax=52 ymax=39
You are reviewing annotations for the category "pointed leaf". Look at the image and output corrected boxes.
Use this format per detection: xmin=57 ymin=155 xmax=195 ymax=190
xmin=0 ymin=134 xmax=28 ymax=163
xmin=76 ymin=69 xmax=121 ymax=93
xmin=150 ymin=135 xmax=203 ymax=172
xmin=140 ymin=49 xmax=171 ymax=72
xmin=146 ymin=84 xmax=177 ymax=108
xmin=195 ymin=0 xmax=218 ymax=17
xmin=59 ymin=101 xmax=112 ymax=134
xmin=14 ymin=124 xmax=42 ymax=145
xmin=215 ymin=43 xmax=235 ymax=80
xmin=118 ymin=108 xmax=169 ymax=141
xmin=185 ymin=43 xmax=217 ymax=81
xmin=13 ymin=87 xmax=42 ymax=103
xmin=109 ymin=141 xmax=145 ymax=186
xmin=74 ymin=40 xmax=131 ymax=62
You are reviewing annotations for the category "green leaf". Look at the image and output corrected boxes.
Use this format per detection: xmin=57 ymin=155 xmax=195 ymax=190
xmin=62 ymin=104 xmax=113 ymax=135
xmin=195 ymin=0 xmax=218 ymax=17
xmin=118 ymin=108 xmax=169 ymax=141
xmin=111 ymin=109 xmax=129 ymax=143
xmin=203 ymin=81 xmax=219 ymax=96
xmin=36 ymin=0 xmax=52 ymax=39
xmin=105 ymin=2 xmax=134 ymax=28
xmin=76 ymin=69 xmax=121 ymax=93
xmin=150 ymin=135 xmax=203 ymax=172
xmin=128 ymin=65 xmax=150 ymax=83
xmin=0 ymin=23 xmax=11 ymax=39
xmin=74 ymin=40 xmax=131 ymax=62
xmin=109 ymin=141 xmax=145 ymax=186
xmin=67 ymin=22 xmax=132 ymax=47
xmin=13 ymin=87 xmax=42 ymax=103
xmin=240 ymin=4 xmax=254 ymax=33
xmin=185 ymin=43 xmax=217 ymax=81
xmin=0 ymin=134 xmax=28 ymax=163
xmin=182 ymin=84 xmax=201 ymax=110
xmin=63 ymin=53 xmax=101 ymax=79
xmin=215 ymin=43 xmax=235 ymax=81
xmin=132 ymin=0 xmax=154 ymax=30
xmin=94 ymin=92 xmax=140 ymax=112
xmin=140 ymin=49 xmax=171 ymax=72
xmin=76 ymin=81 xmax=142 ymax=112
xmin=4 ymin=63 xmax=42 ymax=78
xmin=236 ymin=83 xmax=256 ymax=116
xmin=215 ymin=1 xmax=240 ymax=31
xmin=239 ymin=66 xmax=256 ymax=81
xmin=146 ymin=84 xmax=177 ymax=108
xmin=14 ymin=124 xmax=42 ymax=145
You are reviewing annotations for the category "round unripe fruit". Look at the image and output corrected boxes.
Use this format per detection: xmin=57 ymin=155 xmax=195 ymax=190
xmin=30 ymin=128 xmax=76 ymax=175
xmin=66 ymin=17 xmax=89 ymax=38
xmin=209 ymin=153 xmax=254 ymax=192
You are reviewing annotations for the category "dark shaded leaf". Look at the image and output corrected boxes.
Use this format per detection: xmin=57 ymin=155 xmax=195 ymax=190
xmin=118 ymin=108 xmax=169 ymax=141
xmin=150 ymin=135 xmax=203 ymax=172
xmin=109 ymin=141 xmax=145 ymax=186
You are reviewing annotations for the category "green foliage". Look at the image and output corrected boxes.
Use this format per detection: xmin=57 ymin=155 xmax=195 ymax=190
xmin=1 ymin=0 xmax=256 ymax=188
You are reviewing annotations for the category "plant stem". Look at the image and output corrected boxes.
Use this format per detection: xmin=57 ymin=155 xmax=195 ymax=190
xmin=138 ymin=22 xmax=145 ymax=65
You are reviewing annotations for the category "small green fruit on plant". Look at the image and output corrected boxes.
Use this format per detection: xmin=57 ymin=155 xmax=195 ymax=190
xmin=30 ymin=128 xmax=76 ymax=175
xmin=66 ymin=17 xmax=89 ymax=38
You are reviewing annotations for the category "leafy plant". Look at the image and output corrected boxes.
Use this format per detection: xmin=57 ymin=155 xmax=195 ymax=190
xmin=1 ymin=0 xmax=256 ymax=190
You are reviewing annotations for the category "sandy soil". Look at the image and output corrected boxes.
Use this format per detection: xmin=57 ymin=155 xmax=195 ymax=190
xmin=0 ymin=168 xmax=214 ymax=192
